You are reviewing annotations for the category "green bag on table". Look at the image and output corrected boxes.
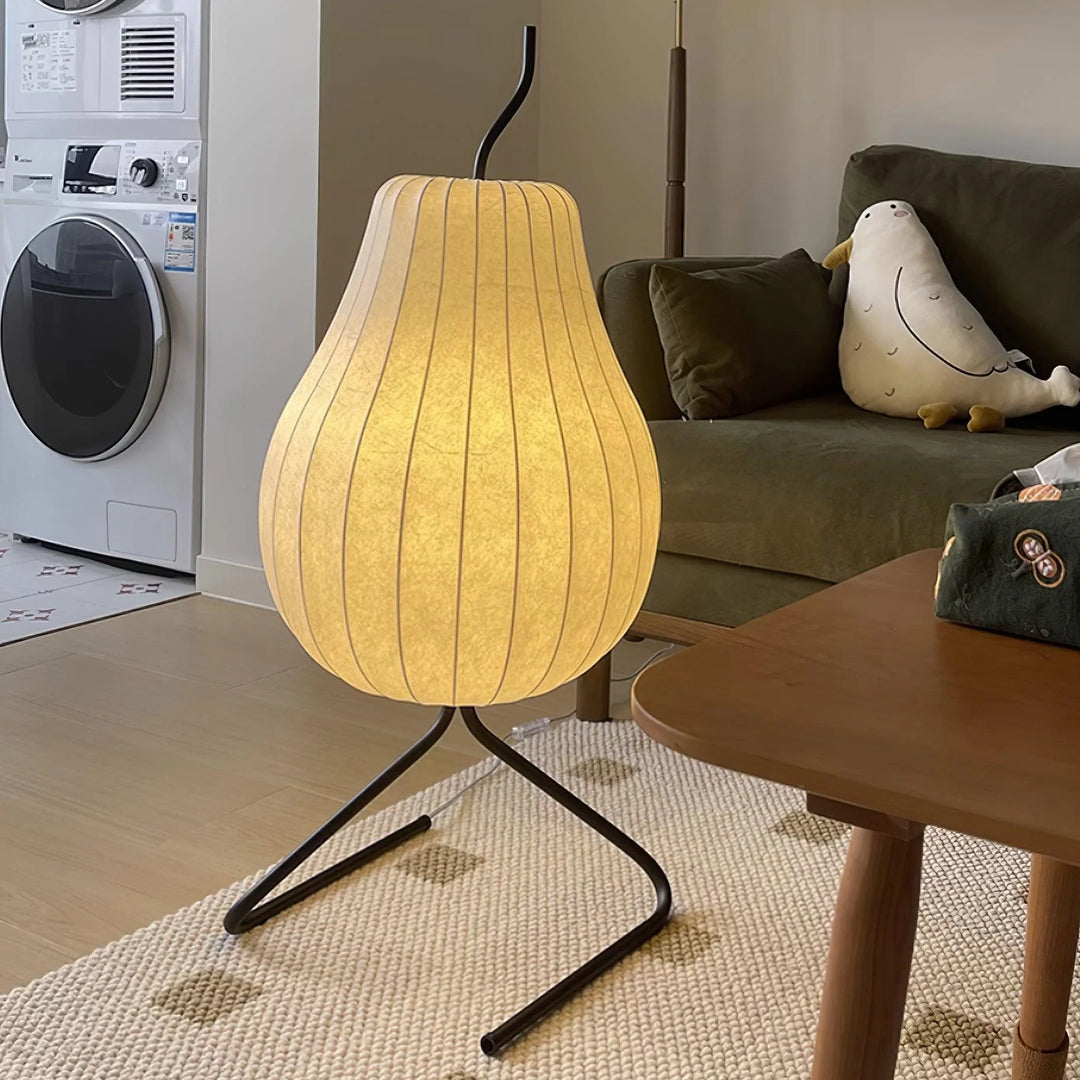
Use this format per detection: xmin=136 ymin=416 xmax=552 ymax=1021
xmin=935 ymin=474 xmax=1080 ymax=647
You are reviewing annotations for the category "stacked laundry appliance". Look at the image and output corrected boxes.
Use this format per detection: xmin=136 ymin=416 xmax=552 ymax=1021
xmin=1 ymin=0 xmax=206 ymax=572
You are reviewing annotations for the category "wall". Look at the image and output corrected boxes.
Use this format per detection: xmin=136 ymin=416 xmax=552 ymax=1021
xmin=200 ymin=0 xmax=321 ymax=605
xmin=537 ymin=0 xmax=670 ymax=281
xmin=200 ymin=0 xmax=538 ymax=604
xmin=537 ymin=0 xmax=1080 ymax=275
xmin=318 ymin=0 xmax=539 ymax=336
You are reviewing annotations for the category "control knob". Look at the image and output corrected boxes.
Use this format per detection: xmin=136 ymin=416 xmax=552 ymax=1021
xmin=130 ymin=158 xmax=160 ymax=188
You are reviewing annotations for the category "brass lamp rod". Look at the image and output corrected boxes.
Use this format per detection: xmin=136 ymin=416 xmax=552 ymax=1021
xmin=666 ymin=1 xmax=687 ymax=257
xmin=473 ymin=25 xmax=538 ymax=180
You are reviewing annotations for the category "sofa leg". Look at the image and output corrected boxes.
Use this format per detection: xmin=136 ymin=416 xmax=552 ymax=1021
xmin=576 ymin=653 xmax=612 ymax=722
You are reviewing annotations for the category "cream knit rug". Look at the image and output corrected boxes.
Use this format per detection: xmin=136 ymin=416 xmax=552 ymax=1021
xmin=1 ymin=719 xmax=1074 ymax=1079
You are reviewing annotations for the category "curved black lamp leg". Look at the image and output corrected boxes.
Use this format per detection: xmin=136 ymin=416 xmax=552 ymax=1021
xmin=460 ymin=706 xmax=672 ymax=1057
xmin=223 ymin=706 xmax=456 ymax=934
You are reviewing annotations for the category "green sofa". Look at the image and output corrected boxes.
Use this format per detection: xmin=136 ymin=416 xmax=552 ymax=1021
xmin=594 ymin=143 xmax=1080 ymax=660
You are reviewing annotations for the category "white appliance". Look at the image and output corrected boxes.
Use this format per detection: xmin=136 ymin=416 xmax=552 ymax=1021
xmin=0 ymin=136 xmax=203 ymax=571
xmin=5 ymin=0 xmax=204 ymax=138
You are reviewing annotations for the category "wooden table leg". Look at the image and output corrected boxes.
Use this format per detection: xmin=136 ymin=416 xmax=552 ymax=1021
xmin=810 ymin=822 xmax=924 ymax=1080
xmin=1013 ymin=855 xmax=1080 ymax=1080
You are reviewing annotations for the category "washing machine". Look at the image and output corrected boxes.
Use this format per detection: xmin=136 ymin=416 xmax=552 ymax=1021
xmin=6 ymin=0 xmax=204 ymax=138
xmin=0 ymin=136 xmax=203 ymax=571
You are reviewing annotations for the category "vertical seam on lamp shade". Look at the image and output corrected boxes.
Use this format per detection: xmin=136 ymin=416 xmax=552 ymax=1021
xmin=450 ymin=180 xmax=481 ymax=704
xmin=339 ymin=176 xmax=438 ymax=697
xmin=532 ymin=182 xmax=616 ymax=688
xmin=394 ymin=178 xmax=453 ymax=703
xmin=289 ymin=178 xmax=410 ymax=669
xmin=518 ymin=181 xmax=576 ymax=702
xmin=554 ymin=185 xmax=648 ymax=658
xmin=269 ymin=176 xmax=404 ymax=621
xmin=488 ymin=183 xmax=521 ymax=707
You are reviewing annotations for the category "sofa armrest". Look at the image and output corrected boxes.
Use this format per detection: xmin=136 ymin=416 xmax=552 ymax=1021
xmin=598 ymin=257 xmax=772 ymax=421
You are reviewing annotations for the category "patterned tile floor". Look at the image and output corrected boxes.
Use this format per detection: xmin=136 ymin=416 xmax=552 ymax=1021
xmin=0 ymin=531 xmax=196 ymax=644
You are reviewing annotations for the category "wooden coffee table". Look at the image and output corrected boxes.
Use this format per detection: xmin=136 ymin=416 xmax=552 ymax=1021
xmin=632 ymin=549 xmax=1080 ymax=1080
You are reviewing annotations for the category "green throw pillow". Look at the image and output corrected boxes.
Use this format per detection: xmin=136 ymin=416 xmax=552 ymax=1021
xmin=649 ymin=250 xmax=840 ymax=420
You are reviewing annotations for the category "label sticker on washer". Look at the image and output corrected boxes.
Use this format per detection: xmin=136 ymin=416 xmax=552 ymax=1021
xmin=142 ymin=211 xmax=167 ymax=228
xmin=20 ymin=30 xmax=77 ymax=95
xmin=164 ymin=212 xmax=197 ymax=273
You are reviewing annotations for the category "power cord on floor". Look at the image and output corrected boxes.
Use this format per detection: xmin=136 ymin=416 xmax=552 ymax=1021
xmin=612 ymin=643 xmax=675 ymax=681
xmin=429 ymin=642 xmax=676 ymax=822
xmin=429 ymin=709 xmax=575 ymax=821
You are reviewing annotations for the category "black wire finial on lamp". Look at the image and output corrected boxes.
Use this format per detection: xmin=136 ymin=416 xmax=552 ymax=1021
xmin=473 ymin=24 xmax=537 ymax=181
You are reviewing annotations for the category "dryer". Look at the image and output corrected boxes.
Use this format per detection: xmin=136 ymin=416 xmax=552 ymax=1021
xmin=6 ymin=0 xmax=204 ymax=138
xmin=0 ymin=136 xmax=203 ymax=571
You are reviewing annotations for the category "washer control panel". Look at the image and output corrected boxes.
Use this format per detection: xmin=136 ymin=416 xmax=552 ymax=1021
xmin=119 ymin=141 xmax=202 ymax=205
xmin=6 ymin=140 xmax=203 ymax=204
xmin=62 ymin=144 xmax=121 ymax=195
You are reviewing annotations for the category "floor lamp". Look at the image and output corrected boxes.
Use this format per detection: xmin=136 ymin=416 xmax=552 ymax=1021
xmin=666 ymin=0 xmax=687 ymax=258
xmin=224 ymin=25 xmax=672 ymax=1058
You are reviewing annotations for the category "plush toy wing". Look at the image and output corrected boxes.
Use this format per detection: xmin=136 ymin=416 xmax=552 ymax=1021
xmin=892 ymin=263 xmax=1014 ymax=377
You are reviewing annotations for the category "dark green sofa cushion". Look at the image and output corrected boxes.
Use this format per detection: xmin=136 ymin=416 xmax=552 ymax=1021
xmin=649 ymin=251 xmax=840 ymax=419
xmin=598 ymin=257 xmax=772 ymax=422
xmin=651 ymin=393 xmax=1079 ymax=583
xmin=837 ymin=145 xmax=1080 ymax=388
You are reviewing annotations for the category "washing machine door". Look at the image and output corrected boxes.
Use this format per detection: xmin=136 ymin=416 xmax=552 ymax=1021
xmin=32 ymin=0 xmax=124 ymax=13
xmin=1 ymin=215 xmax=170 ymax=461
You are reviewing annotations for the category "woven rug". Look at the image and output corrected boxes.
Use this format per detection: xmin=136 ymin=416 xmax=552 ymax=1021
xmin=1 ymin=718 xmax=1074 ymax=1079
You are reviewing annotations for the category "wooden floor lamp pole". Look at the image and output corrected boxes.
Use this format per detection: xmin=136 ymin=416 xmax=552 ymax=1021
xmin=665 ymin=0 xmax=687 ymax=258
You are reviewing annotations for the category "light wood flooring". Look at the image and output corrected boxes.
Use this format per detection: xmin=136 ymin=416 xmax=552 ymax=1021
xmin=0 ymin=595 xmax=659 ymax=993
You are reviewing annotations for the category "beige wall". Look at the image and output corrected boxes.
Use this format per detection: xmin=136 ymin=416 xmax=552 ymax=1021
xmin=537 ymin=0 xmax=1080 ymax=275
xmin=317 ymin=0 xmax=539 ymax=335
xmin=200 ymin=0 xmax=321 ymax=604
xmin=537 ymin=0 xmax=670 ymax=280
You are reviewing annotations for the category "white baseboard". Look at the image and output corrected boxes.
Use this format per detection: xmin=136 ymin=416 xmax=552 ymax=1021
xmin=195 ymin=555 xmax=274 ymax=609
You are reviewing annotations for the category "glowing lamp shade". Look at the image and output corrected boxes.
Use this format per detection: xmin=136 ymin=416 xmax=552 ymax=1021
xmin=260 ymin=175 xmax=660 ymax=706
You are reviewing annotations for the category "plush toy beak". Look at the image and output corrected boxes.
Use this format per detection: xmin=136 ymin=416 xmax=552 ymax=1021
xmin=822 ymin=236 xmax=853 ymax=270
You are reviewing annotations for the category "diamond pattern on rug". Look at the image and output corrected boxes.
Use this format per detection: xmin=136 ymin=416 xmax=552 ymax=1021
xmin=568 ymin=756 xmax=639 ymax=786
xmin=0 ymin=722 xmax=1073 ymax=1080
xmin=395 ymin=843 xmax=484 ymax=885
xmin=152 ymin=971 xmax=263 ymax=1025
xmin=904 ymin=1007 xmax=1012 ymax=1071
xmin=771 ymin=809 xmax=850 ymax=845
xmin=648 ymin=918 xmax=720 ymax=967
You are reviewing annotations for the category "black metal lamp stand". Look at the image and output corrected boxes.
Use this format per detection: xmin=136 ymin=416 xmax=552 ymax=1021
xmin=224 ymin=705 xmax=671 ymax=1056
xmin=225 ymin=26 xmax=671 ymax=1057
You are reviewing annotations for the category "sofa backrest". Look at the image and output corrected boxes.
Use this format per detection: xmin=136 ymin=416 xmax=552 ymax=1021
xmin=598 ymin=257 xmax=768 ymax=421
xmin=838 ymin=145 xmax=1080 ymax=380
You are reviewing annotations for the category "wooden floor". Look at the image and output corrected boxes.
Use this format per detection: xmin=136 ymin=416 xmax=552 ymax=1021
xmin=0 ymin=595 xmax=659 ymax=993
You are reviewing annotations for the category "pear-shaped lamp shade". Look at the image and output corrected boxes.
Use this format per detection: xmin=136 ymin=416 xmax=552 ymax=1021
xmin=260 ymin=175 xmax=660 ymax=706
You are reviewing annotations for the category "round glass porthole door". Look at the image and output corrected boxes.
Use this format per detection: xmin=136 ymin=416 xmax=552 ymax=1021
xmin=33 ymin=0 xmax=124 ymax=13
xmin=1 ymin=216 xmax=170 ymax=461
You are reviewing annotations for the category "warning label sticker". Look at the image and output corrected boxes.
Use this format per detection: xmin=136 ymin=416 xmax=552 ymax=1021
xmin=164 ymin=212 xmax=197 ymax=273
xmin=21 ymin=30 xmax=77 ymax=95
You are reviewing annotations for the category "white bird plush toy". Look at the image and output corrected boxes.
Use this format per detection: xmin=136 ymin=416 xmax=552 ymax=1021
xmin=824 ymin=200 xmax=1080 ymax=432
